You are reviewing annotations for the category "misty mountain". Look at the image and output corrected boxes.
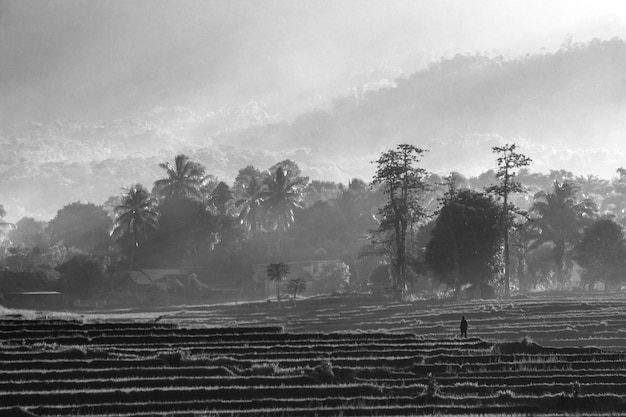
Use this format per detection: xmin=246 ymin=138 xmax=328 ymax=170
xmin=227 ymin=37 xmax=626 ymax=175
xmin=2 ymin=38 xmax=626 ymax=222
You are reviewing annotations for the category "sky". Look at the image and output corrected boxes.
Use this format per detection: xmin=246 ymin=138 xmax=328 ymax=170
xmin=2 ymin=0 xmax=626 ymax=125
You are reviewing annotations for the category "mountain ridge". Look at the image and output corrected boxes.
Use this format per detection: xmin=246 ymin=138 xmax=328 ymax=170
xmin=2 ymin=38 xmax=626 ymax=222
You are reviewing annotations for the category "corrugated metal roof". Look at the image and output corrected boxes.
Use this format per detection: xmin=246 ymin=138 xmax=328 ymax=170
xmin=130 ymin=271 xmax=152 ymax=285
xmin=140 ymin=269 xmax=183 ymax=282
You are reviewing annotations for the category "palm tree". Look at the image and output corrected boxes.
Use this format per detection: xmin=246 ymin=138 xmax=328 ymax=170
xmin=527 ymin=181 xmax=596 ymax=287
xmin=111 ymin=184 xmax=160 ymax=270
xmin=286 ymin=277 xmax=306 ymax=307
xmin=154 ymin=154 xmax=205 ymax=201
xmin=236 ymin=175 xmax=267 ymax=233
xmin=209 ymin=181 xmax=235 ymax=216
xmin=262 ymin=166 xmax=305 ymax=252
xmin=266 ymin=262 xmax=290 ymax=308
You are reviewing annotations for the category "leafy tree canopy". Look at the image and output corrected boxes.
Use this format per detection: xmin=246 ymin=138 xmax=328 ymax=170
xmin=426 ymin=189 xmax=502 ymax=288
xmin=8 ymin=217 xmax=50 ymax=249
xmin=526 ymin=180 xmax=597 ymax=286
xmin=574 ymin=217 xmax=626 ymax=290
xmin=55 ymin=253 xmax=106 ymax=298
xmin=47 ymin=202 xmax=112 ymax=255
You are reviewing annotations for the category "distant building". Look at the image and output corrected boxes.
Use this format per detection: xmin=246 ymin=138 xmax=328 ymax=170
xmin=129 ymin=269 xmax=188 ymax=292
xmin=0 ymin=271 xmax=64 ymax=309
xmin=128 ymin=268 xmax=245 ymax=300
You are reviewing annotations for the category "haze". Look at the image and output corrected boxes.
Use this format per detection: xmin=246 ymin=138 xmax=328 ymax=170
xmin=2 ymin=0 xmax=626 ymax=222
xmin=2 ymin=0 xmax=626 ymax=123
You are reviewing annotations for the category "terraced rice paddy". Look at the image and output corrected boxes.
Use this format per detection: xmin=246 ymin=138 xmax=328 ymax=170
xmin=2 ymin=294 xmax=626 ymax=416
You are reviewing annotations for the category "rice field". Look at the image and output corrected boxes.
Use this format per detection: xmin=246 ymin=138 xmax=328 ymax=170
xmin=2 ymin=293 xmax=626 ymax=416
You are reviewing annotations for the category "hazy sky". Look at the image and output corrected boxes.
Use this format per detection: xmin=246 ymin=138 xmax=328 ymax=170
xmin=2 ymin=0 xmax=626 ymax=125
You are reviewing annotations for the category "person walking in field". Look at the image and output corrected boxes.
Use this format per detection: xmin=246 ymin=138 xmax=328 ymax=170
xmin=460 ymin=316 xmax=468 ymax=338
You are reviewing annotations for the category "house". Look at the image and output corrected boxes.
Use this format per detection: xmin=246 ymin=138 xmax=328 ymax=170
xmin=0 ymin=271 xmax=64 ymax=309
xmin=129 ymin=269 xmax=190 ymax=293
xmin=190 ymin=271 xmax=245 ymax=299
xmin=128 ymin=268 xmax=244 ymax=300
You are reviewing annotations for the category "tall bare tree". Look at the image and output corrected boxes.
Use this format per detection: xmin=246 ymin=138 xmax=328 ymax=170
xmin=372 ymin=144 xmax=429 ymax=298
xmin=486 ymin=143 xmax=532 ymax=298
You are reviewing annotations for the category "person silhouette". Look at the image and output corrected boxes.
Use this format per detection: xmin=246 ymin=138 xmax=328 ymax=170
xmin=460 ymin=316 xmax=468 ymax=338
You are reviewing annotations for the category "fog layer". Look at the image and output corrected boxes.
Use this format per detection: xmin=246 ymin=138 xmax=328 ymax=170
xmin=2 ymin=0 xmax=626 ymax=124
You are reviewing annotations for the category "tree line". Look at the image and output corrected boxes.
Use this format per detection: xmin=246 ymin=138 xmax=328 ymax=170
xmin=372 ymin=144 xmax=626 ymax=299
xmin=1 ymin=143 xmax=626 ymax=302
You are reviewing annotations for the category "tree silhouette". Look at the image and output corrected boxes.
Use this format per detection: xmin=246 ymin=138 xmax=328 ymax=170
xmin=574 ymin=217 xmax=626 ymax=291
xmin=426 ymin=189 xmax=502 ymax=292
xmin=209 ymin=181 xmax=235 ymax=216
xmin=266 ymin=262 xmax=290 ymax=308
xmin=236 ymin=174 xmax=267 ymax=233
xmin=111 ymin=184 xmax=160 ymax=270
xmin=8 ymin=217 xmax=50 ymax=250
xmin=486 ymin=143 xmax=532 ymax=298
xmin=263 ymin=166 xmax=305 ymax=253
xmin=527 ymin=181 xmax=596 ymax=288
xmin=372 ymin=144 xmax=429 ymax=298
xmin=286 ymin=277 xmax=306 ymax=306
xmin=435 ymin=172 xmax=467 ymax=298
xmin=47 ymin=202 xmax=113 ymax=255
xmin=154 ymin=154 xmax=205 ymax=201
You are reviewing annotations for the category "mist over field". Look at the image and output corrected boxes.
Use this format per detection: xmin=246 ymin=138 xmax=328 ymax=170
xmin=5 ymin=6 xmax=626 ymax=414
xmin=2 ymin=0 xmax=626 ymax=221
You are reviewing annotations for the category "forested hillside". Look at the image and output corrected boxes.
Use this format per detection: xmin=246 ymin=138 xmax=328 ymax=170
xmin=2 ymin=38 xmax=626 ymax=221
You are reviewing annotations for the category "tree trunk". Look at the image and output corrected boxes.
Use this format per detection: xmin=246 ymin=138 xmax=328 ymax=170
xmin=503 ymin=192 xmax=510 ymax=298
xmin=130 ymin=242 xmax=136 ymax=271
xmin=351 ymin=254 xmax=360 ymax=289
xmin=394 ymin=216 xmax=403 ymax=297
xmin=448 ymin=209 xmax=461 ymax=300
xmin=517 ymin=255 xmax=526 ymax=293
xmin=555 ymin=241 xmax=565 ymax=289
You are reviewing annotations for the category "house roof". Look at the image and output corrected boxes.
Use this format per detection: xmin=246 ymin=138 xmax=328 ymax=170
xmin=314 ymin=247 xmax=329 ymax=255
xmin=140 ymin=269 xmax=184 ymax=282
xmin=130 ymin=271 xmax=153 ymax=285
xmin=187 ymin=273 xmax=209 ymax=289
xmin=4 ymin=291 xmax=62 ymax=296
xmin=192 ymin=271 xmax=247 ymax=288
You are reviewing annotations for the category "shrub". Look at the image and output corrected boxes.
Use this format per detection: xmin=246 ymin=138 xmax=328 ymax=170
xmin=157 ymin=350 xmax=190 ymax=366
xmin=64 ymin=346 xmax=87 ymax=359
xmin=333 ymin=367 xmax=357 ymax=383
xmin=250 ymin=362 xmax=280 ymax=376
xmin=493 ymin=336 xmax=547 ymax=355
xmin=306 ymin=360 xmax=335 ymax=383
xmin=496 ymin=389 xmax=515 ymax=400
